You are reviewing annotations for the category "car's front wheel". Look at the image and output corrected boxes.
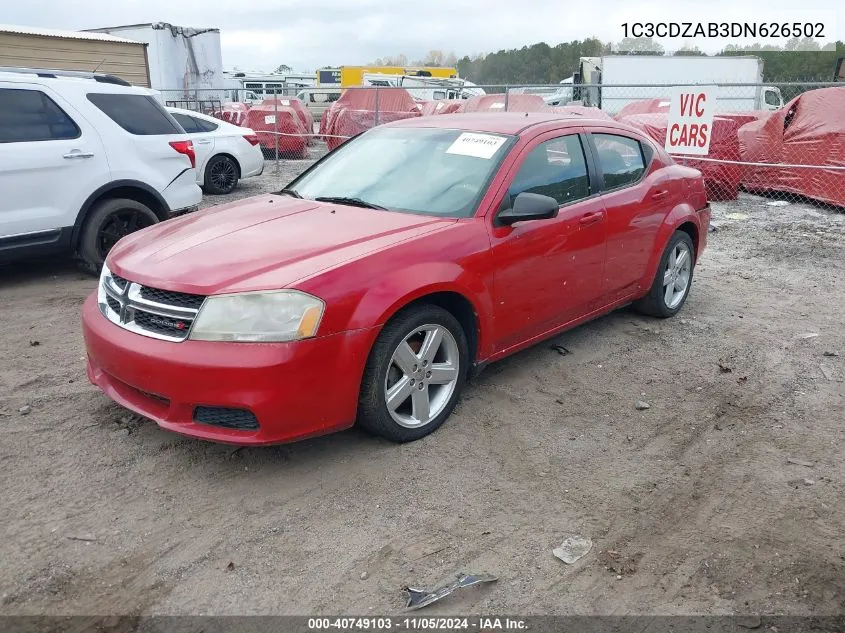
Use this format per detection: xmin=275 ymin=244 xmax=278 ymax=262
xmin=634 ymin=230 xmax=695 ymax=318
xmin=358 ymin=304 xmax=469 ymax=443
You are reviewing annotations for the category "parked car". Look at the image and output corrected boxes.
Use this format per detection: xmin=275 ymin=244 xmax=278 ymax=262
xmin=83 ymin=113 xmax=710 ymax=446
xmin=295 ymin=87 xmax=342 ymax=122
xmin=166 ymin=107 xmax=264 ymax=195
xmin=0 ymin=67 xmax=201 ymax=271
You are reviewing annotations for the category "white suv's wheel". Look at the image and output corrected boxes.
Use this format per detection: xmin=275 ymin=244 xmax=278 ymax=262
xmin=78 ymin=198 xmax=158 ymax=273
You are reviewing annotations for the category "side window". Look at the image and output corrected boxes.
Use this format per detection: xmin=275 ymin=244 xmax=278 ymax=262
xmin=193 ymin=116 xmax=218 ymax=132
xmin=507 ymin=134 xmax=590 ymax=206
xmin=171 ymin=112 xmax=201 ymax=134
xmin=87 ymin=94 xmax=182 ymax=135
xmin=0 ymin=88 xmax=80 ymax=143
xmin=593 ymin=133 xmax=646 ymax=190
xmin=433 ymin=90 xmax=446 ymax=100
xmin=327 ymin=92 xmax=340 ymax=103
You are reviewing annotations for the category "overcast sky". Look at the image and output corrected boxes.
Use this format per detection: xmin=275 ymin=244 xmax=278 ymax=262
xmin=3 ymin=0 xmax=841 ymax=72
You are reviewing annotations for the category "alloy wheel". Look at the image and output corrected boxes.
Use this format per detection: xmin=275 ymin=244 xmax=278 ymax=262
xmin=383 ymin=324 xmax=460 ymax=428
xmin=662 ymin=241 xmax=692 ymax=309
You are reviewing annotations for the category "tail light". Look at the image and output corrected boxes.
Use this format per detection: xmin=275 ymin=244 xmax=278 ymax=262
xmin=169 ymin=140 xmax=196 ymax=168
xmin=243 ymin=134 xmax=260 ymax=146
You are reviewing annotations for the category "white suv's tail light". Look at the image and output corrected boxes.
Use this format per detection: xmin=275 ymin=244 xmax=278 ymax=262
xmin=243 ymin=134 xmax=260 ymax=146
xmin=169 ymin=140 xmax=196 ymax=168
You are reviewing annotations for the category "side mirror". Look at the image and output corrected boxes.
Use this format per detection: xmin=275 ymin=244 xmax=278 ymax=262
xmin=498 ymin=192 xmax=559 ymax=225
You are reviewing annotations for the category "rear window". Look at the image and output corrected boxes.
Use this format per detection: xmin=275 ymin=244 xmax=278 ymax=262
xmin=0 ymin=88 xmax=80 ymax=143
xmin=87 ymin=93 xmax=182 ymax=135
xmin=171 ymin=112 xmax=218 ymax=134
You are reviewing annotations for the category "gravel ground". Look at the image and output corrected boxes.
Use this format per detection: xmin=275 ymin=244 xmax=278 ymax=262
xmin=1 ymin=150 xmax=844 ymax=620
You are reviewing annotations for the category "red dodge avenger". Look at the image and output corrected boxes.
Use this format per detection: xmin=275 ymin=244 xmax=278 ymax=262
xmin=83 ymin=113 xmax=710 ymax=445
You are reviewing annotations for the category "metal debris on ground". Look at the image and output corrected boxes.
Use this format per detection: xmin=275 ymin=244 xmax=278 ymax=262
xmin=718 ymin=362 xmax=733 ymax=373
xmin=823 ymin=351 xmax=839 ymax=357
xmin=18 ymin=405 xmax=31 ymax=415
xmin=766 ymin=201 xmax=790 ymax=207
xmin=551 ymin=344 xmax=571 ymax=356
xmin=726 ymin=212 xmax=749 ymax=220
xmin=787 ymin=457 xmax=816 ymax=468
xmin=635 ymin=401 xmax=650 ymax=411
xmin=787 ymin=478 xmax=815 ymax=488
xmin=66 ymin=535 xmax=97 ymax=542
xmin=226 ymin=561 xmax=235 ymax=571
xmin=403 ymin=573 xmax=498 ymax=611
xmin=552 ymin=536 xmax=593 ymax=564
xmin=799 ymin=332 xmax=820 ymax=339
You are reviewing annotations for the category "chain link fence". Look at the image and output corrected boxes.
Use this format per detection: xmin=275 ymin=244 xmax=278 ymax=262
xmin=159 ymin=82 xmax=845 ymax=209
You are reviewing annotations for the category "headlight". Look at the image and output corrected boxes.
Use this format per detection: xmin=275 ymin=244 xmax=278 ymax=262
xmin=189 ymin=290 xmax=325 ymax=343
xmin=97 ymin=262 xmax=111 ymax=314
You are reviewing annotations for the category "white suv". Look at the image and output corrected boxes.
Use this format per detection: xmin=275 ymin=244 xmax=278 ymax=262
xmin=0 ymin=68 xmax=202 ymax=271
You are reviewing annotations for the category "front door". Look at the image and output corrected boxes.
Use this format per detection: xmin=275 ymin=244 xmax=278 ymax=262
xmin=0 ymin=83 xmax=108 ymax=241
xmin=487 ymin=131 xmax=608 ymax=351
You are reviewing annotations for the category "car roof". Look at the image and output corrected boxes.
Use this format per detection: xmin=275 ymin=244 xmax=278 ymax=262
xmin=385 ymin=112 xmax=624 ymax=136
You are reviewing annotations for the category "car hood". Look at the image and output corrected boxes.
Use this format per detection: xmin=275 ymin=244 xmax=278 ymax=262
xmin=109 ymin=195 xmax=456 ymax=294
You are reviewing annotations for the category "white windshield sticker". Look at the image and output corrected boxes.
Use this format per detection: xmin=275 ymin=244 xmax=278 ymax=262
xmin=446 ymin=132 xmax=507 ymax=159
xmin=490 ymin=102 xmax=505 ymax=109
xmin=281 ymin=99 xmax=290 ymax=106
xmin=264 ymin=115 xmax=276 ymax=124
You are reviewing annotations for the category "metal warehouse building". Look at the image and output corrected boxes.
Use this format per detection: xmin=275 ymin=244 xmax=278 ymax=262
xmin=0 ymin=24 xmax=150 ymax=86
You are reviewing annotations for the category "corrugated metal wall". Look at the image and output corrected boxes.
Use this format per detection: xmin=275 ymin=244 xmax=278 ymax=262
xmin=0 ymin=32 xmax=149 ymax=86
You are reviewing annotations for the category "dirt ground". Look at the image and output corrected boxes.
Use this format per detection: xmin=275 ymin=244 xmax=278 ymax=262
xmin=1 ymin=143 xmax=844 ymax=619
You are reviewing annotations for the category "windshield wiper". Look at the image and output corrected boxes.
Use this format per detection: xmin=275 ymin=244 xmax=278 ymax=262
xmin=314 ymin=196 xmax=386 ymax=210
xmin=277 ymin=188 xmax=301 ymax=198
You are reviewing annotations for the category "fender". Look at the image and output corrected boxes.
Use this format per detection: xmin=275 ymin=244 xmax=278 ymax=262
xmin=639 ymin=201 xmax=701 ymax=291
xmin=71 ymin=180 xmax=170 ymax=246
xmin=347 ymin=261 xmax=496 ymax=360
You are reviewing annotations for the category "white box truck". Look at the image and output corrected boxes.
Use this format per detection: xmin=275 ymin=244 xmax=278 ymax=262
xmin=546 ymin=55 xmax=783 ymax=114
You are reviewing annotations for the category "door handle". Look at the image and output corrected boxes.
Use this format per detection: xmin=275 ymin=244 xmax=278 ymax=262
xmin=63 ymin=151 xmax=95 ymax=159
xmin=579 ymin=211 xmax=604 ymax=226
xmin=195 ymin=140 xmax=212 ymax=145
xmin=651 ymin=189 xmax=669 ymax=200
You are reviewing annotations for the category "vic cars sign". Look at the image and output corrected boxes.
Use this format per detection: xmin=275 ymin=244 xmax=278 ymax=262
xmin=665 ymin=86 xmax=715 ymax=156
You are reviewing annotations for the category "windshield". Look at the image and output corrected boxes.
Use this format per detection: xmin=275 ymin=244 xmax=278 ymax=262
xmin=286 ymin=127 xmax=513 ymax=218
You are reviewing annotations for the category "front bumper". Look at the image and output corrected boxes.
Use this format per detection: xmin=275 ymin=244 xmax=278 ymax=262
xmin=82 ymin=294 xmax=375 ymax=445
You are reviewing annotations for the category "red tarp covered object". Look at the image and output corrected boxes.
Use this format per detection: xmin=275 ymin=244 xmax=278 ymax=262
xmin=245 ymin=104 xmax=308 ymax=158
xmin=548 ymin=105 xmax=613 ymax=120
xmin=619 ymin=112 xmax=743 ymax=201
xmin=216 ymin=102 xmax=249 ymax=127
xmin=738 ymin=87 xmax=845 ymax=207
xmin=614 ymin=98 xmax=671 ymax=120
xmin=262 ymin=98 xmax=314 ymax=143
xmin=323 ymin=88 xmax=420 ymax=150
xmin=457 ymin=94 xmax=547 ymax=113
xmin=420 ymin=100 xmax=464 ymax=116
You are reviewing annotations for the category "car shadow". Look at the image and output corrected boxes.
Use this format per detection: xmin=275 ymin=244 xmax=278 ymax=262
xmin=0 ymin=257 xmax=91 ymax=289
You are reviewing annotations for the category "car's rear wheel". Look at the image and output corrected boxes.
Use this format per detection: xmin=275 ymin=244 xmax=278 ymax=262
xmin=634 ymin=230 xmax=695 ymax=318
xmin=358 ymin=304 xmax=468 ymax=443
xmin=204 ymin=155 xmax=239 ymax=195
xmin=78 ymin=198 xmax=158 ymax=273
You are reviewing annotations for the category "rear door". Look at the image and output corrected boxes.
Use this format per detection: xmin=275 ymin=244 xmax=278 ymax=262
xmin=487 ymin=129 xmax=608 ymax=350
xmin=587 ymin=130 xmax=675 ymax=304
xmin=0 ymin=82 xmax=108 ymax=241
xmin=84 ymin=90 xmax=200 ymax=211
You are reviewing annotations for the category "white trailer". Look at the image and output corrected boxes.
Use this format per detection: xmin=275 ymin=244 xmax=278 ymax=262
xmin=563 ymin=55 xmax=783 ymax=114
xmin=84 ymin=22 xmax=223 ymax=102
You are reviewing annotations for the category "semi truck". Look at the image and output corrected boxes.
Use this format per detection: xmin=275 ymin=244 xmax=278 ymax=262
xmin=360 ymin=73 xmax=484 ymax=100
xmin=317 ymin=66 xmax=459 ymax=88
xmin=544 ymin=55 xmax=783 ymax=114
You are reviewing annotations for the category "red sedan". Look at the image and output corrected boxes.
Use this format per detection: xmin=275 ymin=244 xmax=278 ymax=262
xmin=83 ymin=113 xmax=710 ymax=445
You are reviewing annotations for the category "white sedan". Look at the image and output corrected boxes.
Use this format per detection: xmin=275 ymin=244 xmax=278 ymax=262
xmin=166 ymin=107 xmax=264 ymax=195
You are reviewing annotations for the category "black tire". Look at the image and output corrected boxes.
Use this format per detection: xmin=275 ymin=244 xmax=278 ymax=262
xmin=203 ymin=155 xmax=239 ymax=195
xmin=357 ymin=304 xmax=469 ymax=443
xmin=634 ymin=230 xmax=695 ymax=318
xmin=78 ymin=198 xmax=159 ymax=274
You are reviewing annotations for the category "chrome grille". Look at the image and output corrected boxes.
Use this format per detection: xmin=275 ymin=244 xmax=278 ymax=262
xmin=99 ymin=271 xmax=205 ymax=342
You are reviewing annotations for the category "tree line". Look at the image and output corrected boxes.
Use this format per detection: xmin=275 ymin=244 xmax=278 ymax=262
xmin=371 ymin=39 xmax=843 ymax=85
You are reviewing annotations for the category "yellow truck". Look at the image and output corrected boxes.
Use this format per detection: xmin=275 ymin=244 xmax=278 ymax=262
xmin=317 ymin=66 xmax=458 ymax=88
